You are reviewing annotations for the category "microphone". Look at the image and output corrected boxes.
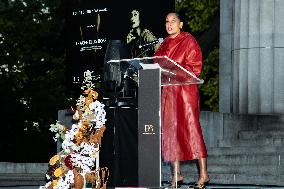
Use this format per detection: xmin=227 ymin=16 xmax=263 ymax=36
xmin=139 ymin=38 xmax=163 ymax=49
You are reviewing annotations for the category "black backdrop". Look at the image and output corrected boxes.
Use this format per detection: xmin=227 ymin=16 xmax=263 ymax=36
xmin=100 ymin=107 xmax=138 ymax=187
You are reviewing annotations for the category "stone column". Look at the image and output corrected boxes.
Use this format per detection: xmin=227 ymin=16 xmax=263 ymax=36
xmin=220 ymin=0 xmax=284 ymax=114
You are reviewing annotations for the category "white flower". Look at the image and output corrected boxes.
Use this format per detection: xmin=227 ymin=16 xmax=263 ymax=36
xmin=50 ymin=121 xmax=64 ymax=132
xmin=62 ymin=134 xmax=80 ymax=153
xmin=65 ymin=170 xmax=75 ymax=184
xmin=80 ymin=142 xmax=99 ymax=157
xmin=46 ymin=174 xmax=51 ymax=180
xmin=88 ymin=101 xmax=107 ymax=128
xmin=49 ymin=121 xmax=66 ymax=142
xmin=70 ymin=123 xmax=80 ymax=133
xmin=39 ymin=181 xmax=52 ymax=189
xmin=52 ymin=133 xmax=59 ymax=142
xmin=76 ymin=95 xmax=85 ymax=108
xmin=73 ymin=110 xmax=80 ymax=120
xmin=71 ymin=153 xmax=96 ymax=173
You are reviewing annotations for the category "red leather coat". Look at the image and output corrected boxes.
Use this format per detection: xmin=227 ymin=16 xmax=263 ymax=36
xmin=155 ymin=32 xmax=207 ymax=161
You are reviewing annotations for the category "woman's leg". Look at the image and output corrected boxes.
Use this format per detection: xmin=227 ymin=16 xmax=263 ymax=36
xmin=188 ymin=158 xmax=210 ymax=189
xmin=171 ymin=160 xmax=184 ymax=186
xmin=197 ymin=158 xmax=210 ymax=184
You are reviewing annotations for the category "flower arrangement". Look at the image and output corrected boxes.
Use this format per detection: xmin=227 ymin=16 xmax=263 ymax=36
xmin=40 ymin=70 xmax=109 ymax=189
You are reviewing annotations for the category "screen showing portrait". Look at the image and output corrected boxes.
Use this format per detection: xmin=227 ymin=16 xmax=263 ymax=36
xmin=65 ymin=0 xmax=174 ymax=91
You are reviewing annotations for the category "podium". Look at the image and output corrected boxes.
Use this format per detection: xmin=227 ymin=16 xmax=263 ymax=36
xmin=106 ymin=56 xmax=203 ymax=187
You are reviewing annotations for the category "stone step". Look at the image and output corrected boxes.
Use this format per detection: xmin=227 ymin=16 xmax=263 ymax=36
xmin=162 ymin=146 xmax=284 ymax=186
xmin=207 ymin=146 xmax=284 ymax=156
xmin=161 ymin=172 xmax=284 ymax=186
xmin=0 ymin=173 xmax=45 ymax=186
xmin=0 ymin=163 xmax=47 ymax=187
xmin=0 ymin=162 xmax=47 ymax=174
xmin=207 ymin=164 xmax=283 ymax=175
xmin=203 ymin=173 xmax=284 ymax=186
xmin=208 ymin=154 xmax=282 ymax=165
xmin=201 ymin=173 xmax=284 ymax=186
xmin=178 ymin=164 xmax=283 ymax=175
xmin=255 ymin=115 xmax=284 ymax=131
xmin=238 ymin=130 xmax=284 ymax=140
xmin=259 ymin=123 xmax=284 ymax=131
xmin=163 ymin=161 xmax=283 ymax=175
xmin=218 ymin=138 xmax=284 ymax=147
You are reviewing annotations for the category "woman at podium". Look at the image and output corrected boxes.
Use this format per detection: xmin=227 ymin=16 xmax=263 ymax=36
xmin=154 ymin=12 xmax=210 ymax=189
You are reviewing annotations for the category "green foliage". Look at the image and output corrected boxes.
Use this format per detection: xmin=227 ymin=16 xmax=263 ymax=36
xmin=176 ymin=0 xmax=219 ymax=111
xmin=176 ymin=0 xmax=219 ymax=32
xmin=199 ymin=48 xmax=219 ymax=111
xmin=0 ymin=0 xmax=67 ymax=161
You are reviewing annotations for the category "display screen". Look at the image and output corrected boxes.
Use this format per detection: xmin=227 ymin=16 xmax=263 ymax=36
xmin=65 ymin=0 xmax=174 ymax=90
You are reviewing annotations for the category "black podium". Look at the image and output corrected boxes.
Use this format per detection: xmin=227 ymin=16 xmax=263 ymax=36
xmin=103 ymin=57 xmax=161 ymax=187
xmin=138 ymin=63 xmax=161 ymax=187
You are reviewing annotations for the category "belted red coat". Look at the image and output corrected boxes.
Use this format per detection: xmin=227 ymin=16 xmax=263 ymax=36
xmin=154 ymin=32 xmax=207 ymax=161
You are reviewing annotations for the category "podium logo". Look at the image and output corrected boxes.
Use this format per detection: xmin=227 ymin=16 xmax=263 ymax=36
xmin=143 ymin=124 xmax=155 ymax=135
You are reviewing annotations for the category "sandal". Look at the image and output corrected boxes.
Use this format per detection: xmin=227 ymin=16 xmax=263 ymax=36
xmin=188 ymin=181 xmax=209 ymax=189
xmin=168 ymin=180 xmax=183 ymax=188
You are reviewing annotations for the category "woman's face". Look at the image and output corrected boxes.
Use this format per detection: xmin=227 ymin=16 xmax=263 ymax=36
xmin=165 ymin=13 xmax=183 ymax=38
xmin=131 ymin=10 xmax=140 ymax=28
